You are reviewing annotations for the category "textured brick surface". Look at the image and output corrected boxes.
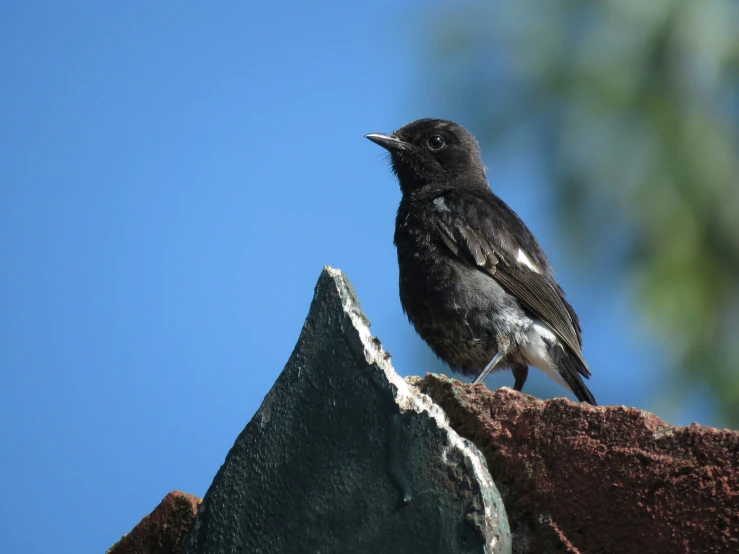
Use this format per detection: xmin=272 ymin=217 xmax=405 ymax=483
xmin=417 ymin=374 xmax=739 ymax=554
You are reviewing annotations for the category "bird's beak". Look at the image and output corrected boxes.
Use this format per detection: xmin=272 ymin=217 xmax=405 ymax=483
xmin=365 ymin=133 xmax=409 ymax=152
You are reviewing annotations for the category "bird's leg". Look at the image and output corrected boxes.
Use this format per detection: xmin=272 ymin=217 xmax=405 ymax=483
xmin=473 ymin=337 xmax=510 ymax=384
xmin=511 ymin=364 xmax=529 ymax=392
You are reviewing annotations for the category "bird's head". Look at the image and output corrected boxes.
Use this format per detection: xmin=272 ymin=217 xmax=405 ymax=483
xmin=365 ymin=118 xmax=486 ymax=195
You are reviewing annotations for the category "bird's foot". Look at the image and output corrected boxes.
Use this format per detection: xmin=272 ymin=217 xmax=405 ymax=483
xmin=512 ymin=364 xmax=528 ymax=392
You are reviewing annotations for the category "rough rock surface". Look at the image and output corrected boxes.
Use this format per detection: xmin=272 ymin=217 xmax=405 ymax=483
xmin=106 ymin=491 xmax=201 ymax=554
xmin=415 ymin=373 xmax=739 ymax=554
xmin=182 ymin=266 xmax=510 ymax=554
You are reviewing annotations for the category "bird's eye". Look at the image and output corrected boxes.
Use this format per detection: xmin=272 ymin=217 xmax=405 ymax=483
xmin=427 ymin=135 xmax=445 ymax=150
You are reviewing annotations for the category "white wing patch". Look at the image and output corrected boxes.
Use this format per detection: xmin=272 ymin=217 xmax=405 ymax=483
xmin=516 ymin=248 xmax=541 ymax=273
xmin=433 ymin=197 xmax=450 ymax=212
xmin=521 ymin=321 xmax=570 ymax=391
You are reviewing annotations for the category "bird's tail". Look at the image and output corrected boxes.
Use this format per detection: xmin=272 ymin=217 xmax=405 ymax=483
xmin=550 ymin=346 xmax=597 ymax=406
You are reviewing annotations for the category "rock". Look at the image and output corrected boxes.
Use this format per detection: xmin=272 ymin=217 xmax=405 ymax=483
xmin=106 ymin=491 xmax=201 ymax=554
xmin=182 ymin=266 xmax=510 ymax=554
xmin=416 ymin=374 xmax=739 ymax=554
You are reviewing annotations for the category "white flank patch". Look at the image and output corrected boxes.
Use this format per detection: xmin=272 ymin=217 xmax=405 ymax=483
xmin=532 ymin=321 xmax=556 ymax=342
xmin=516 ymin=248 xmax=541 ymax=273
xmin=521 ymin=321 xmax=570 ymax=391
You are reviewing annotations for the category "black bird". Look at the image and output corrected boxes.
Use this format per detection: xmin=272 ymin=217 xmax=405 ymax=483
xmin=366 ymin=119 xmax=596 ymax=405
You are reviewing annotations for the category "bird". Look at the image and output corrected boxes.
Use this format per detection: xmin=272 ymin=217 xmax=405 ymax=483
xmin=366 ymin=118 xmax=596 ymax=405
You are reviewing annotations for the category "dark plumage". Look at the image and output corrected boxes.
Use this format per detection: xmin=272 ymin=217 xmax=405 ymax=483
xmin=366 ymin=118 xmax=596 ymax=404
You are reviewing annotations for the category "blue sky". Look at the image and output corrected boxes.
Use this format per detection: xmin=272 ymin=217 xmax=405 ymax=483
xmin=0 ymin=2 xmax=713 ymax=553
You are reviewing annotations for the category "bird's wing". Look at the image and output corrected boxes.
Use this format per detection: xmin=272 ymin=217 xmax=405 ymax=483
xmin=430 ymin=192 xmax=588 ymax=375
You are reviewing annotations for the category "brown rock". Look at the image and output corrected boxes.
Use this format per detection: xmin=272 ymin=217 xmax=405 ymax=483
xmin=107 ymin=491 xmax=201 ymax=554
xmin=415 ymin=373 xmax=739 ymax=554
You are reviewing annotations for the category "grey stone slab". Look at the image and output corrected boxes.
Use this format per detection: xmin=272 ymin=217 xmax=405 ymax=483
xmin=182 ymin=266 xmax=510 ymax=554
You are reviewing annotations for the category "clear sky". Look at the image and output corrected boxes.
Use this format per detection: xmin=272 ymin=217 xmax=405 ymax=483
xmin=0 ymin=2 xmax=712 ymax=553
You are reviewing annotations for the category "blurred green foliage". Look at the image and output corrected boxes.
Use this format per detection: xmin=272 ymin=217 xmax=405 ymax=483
xmin=426 ymin=0 xmax=739 ymax=426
